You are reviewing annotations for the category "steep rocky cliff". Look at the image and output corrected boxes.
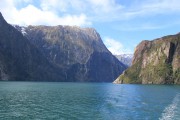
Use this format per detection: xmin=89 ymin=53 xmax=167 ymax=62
xmin=0 ymin=12 xmax=126 ymax=82
xmin=114 ymin=33 xmax=180 ymax=84
xmin=0 ymin=12 xmax=65 ymax=81
xmin=15 ymin=25 xmax=126 ymax=82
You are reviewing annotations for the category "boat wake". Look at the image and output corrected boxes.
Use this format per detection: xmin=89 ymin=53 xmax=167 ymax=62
xmin=159 ymin=93 xmax=180 ymax=120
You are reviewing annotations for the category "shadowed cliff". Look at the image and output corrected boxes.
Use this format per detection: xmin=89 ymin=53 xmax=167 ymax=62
xmin=0 ymin=12 xmax=126 ymax=82
xmin=0 ymin=12 xmax=65 ymax=81
xmin=17 ymin=25 xmax=126 ymax=82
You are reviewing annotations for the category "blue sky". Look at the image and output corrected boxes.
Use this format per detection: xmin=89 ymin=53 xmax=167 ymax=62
xmin=1 ymin=0 xmax=180 ymax=54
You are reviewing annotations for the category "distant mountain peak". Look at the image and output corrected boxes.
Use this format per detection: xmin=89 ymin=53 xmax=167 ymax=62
xmin=115 ymin=54 xmax=133 ymax=67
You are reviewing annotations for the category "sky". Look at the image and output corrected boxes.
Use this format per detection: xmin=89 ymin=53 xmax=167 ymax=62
xmin=1 ymin=0 xmax=180 ymax=55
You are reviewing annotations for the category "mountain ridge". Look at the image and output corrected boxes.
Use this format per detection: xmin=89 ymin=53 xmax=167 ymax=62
xmin=19 ymin=24 xmax=126 ymax=82
xmin=114 ymin=33 xmax=180 ymax=84
xmin=0 ymin=12 xmax=126 ymax=82
xmin=0 ymin=12 xmax=66 ymax=81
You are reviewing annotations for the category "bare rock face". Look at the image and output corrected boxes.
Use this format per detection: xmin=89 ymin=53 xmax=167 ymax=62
xmin=0 ymin=12 xmax=65 ymax=81
xmin=17 ymin=25 xmax=126 ymax=82
xmin=114 ymin=33 xmax=180 ymax=84
xmin=23 ymin=25 xmax=107 ymax=67
xmin=0 ymin=11 xmax=126 ymax=82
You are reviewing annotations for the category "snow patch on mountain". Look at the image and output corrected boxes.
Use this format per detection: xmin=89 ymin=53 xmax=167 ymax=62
xmin=115 ymin=54 xmax=133 ymax=67
xmin=12 ymin=24 xmax=27 ymax=35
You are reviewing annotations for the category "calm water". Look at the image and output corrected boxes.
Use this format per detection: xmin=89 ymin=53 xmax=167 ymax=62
xmin=0 ymin=82 xmax=180 ymax=120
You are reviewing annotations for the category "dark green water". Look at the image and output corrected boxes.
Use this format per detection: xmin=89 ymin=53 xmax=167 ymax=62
xmin=0 ymin=82 xmax=180 ymax=120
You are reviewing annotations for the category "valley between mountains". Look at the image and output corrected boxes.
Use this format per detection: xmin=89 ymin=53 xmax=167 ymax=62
xmin=0 ymin=12 xmax=179 ymax=84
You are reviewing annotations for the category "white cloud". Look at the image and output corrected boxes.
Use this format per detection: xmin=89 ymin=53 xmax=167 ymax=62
xmin=88 ymin=0 xmax=180 ymax=21
xmin=114 ymin=22 xmax=168 ymax=31
xmin=124 ymin=0 xmax=180 ymax=19
xmin=40 ymin=0 xmax=123 ymax=13
xmin=40 ymin=0 xmax=69 ymax=12
xmin=0 ymin=0 xmax=91 ymax=26
xmin=13 ymin=5 xmax=90 ymax=26
xmin=88 ymin=0 xmax=123 ymax=13
xmin=1 ymin=0 xmax=180 ymax=26
xmin=142 ymin=0 xmax=180 ymax=12
xmin=39 ymin=0 xmax=124 ymax=22
xmin=0 ymin=0 xmax=124 ymax=26
xmin=104 ymin=37 xmax=132 ymax=55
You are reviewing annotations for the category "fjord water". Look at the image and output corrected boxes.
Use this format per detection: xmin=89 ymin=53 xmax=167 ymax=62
xmin=0 ymin=82 xmax=180 ymax=120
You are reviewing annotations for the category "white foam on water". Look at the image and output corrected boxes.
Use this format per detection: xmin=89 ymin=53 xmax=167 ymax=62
xmin=159 ymin=94 xmax=180 ymax=120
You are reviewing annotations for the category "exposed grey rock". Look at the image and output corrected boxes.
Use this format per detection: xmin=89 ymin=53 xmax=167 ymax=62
xmin=19 ymin=25 xmax=127 ymax=82
xmin=115 ymin=54 xmax=133 ymax=67
xmin=0 ymin=12 xmax=127 ymax=82
xmin=0 ymin=12 xmax=65 ymax=81
xmin=114 ymin=33 xmax=180 ymax=84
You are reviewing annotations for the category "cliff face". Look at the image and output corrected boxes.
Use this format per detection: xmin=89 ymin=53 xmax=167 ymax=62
xmin=0 ymin=12 xmax=126 ymax=82
xmin=114 ymin=33 xmax=180 ymax=84
xmin=0 ymin=13 xmax=65 ymax=81
xmin=18 ymin=25 xmax=126 ymax=82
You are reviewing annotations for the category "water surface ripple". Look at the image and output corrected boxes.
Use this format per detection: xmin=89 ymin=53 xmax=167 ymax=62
xmin=0 ymin=82 xmax=180 ymax=120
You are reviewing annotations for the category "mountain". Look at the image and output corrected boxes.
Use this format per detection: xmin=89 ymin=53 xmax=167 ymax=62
xmin=0 ymin=12 xmax=126 ymax=82
xmin=114 ymin=33 xmax=180 ymax=84
xmin=16 ymin=25 xmax=127 ymax=82
xmin=115 ymin=54 xmax=133 ymax=67
xmin=0 ymin=12 xmax=65 ymax=81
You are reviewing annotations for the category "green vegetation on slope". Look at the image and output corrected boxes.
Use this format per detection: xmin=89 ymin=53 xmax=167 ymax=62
xmin=114 ymin=33 xmax=180 ymax=84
